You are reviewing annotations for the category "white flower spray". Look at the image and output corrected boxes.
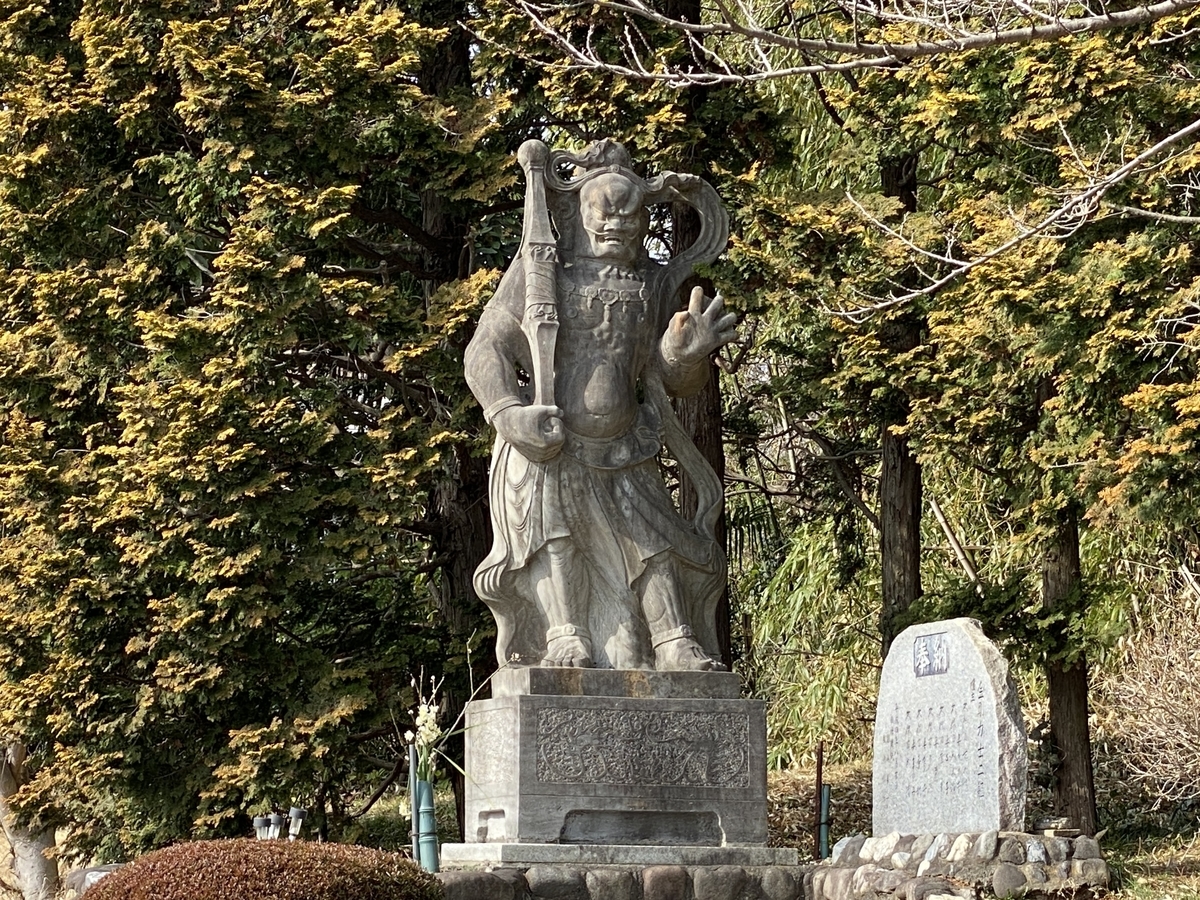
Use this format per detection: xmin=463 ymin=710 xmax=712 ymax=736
xmin=407 ymin=671 xmax=444 ymax=782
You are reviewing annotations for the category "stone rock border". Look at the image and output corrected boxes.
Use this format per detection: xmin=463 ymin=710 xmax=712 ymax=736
xmin=814 ymin=831 xmax=1108 ymax=899
xmin=438 ymin=864 xmax=806 ymax=900
xmin=436 ymin=832 xmax=1106 ymax=900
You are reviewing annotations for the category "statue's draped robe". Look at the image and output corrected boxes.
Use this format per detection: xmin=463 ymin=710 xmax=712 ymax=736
xmin=468 ymin=257 xmax=725 ymax=670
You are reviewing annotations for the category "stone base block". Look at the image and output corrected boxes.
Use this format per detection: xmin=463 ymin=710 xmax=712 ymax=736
xmin=463 ymin=674 xmax=768 ymax=847
xmin=441 ymin=842 xmax=799 ymax=867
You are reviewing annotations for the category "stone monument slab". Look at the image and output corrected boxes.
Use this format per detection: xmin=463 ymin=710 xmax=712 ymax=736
xmin=872 ymin=617 xmax=1026 ymax=835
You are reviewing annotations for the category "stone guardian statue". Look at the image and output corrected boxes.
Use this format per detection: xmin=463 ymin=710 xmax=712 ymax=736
xmin=465 ymin=139 xmax=735 ymax=672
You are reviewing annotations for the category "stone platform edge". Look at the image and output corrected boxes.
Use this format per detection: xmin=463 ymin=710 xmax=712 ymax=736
xmin=489 ymin=665 xmax=742 ymax=699
xmin=441 ymin=841 xmax=797 ymax=867
xmin=815 ymin=830 xmax=1109 ymax=900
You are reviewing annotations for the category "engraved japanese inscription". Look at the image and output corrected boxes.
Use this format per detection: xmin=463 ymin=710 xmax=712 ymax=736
xmin=536 ymin=707 xmax=750 ymax=787
xmin=874 ymin=676 xmax=991 ymax=806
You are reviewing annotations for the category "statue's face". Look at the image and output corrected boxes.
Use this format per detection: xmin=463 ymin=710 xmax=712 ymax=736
xmin=579 ymin=174 xmax=645 ymax=265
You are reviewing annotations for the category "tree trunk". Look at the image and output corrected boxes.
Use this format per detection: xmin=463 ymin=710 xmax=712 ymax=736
xmin=878 ymin=425 xmax=922 ymax=653
xmin=414 ymin=0 xmax=488 ymax=838
xmin=0 ymin=745 xmax=58 ymax=900
xmin=1041 ymin=510 xmax=1098 ymax=835
xmin=671 ymin=198 xmax=733 ymax=670
xmin=877 ymin=153 xmax=923 ymax=655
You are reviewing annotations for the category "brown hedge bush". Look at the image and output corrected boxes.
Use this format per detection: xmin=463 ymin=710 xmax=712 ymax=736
xmin=85 ymin=838 xmax=442 ymax=900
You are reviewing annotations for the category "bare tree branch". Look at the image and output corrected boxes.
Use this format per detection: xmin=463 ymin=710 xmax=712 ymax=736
xmin=1102 ymin=202 xmax=1200 ymax=224
xmin=515 ymin=0 xmax=1200 ymax=82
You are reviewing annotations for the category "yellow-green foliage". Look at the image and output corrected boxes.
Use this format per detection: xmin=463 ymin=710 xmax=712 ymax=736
xmin=0 ymin=0 xmax=514 ymax=861
xmin=85 ymin=839 xmax=441 ymax=900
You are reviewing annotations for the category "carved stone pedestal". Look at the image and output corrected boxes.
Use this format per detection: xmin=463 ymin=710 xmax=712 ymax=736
xmin=447 ymin=668 xmax=787 ymax=864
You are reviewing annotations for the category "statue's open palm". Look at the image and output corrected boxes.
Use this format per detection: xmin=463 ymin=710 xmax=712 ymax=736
xmin=662 ymin=286 xmax=738 ymax=366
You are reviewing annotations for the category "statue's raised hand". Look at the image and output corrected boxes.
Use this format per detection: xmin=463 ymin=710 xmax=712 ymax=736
xmin=661 ymin=286 xmax=738 ymax=368
xmin=494 ymin=404 xmax=565 ymax=462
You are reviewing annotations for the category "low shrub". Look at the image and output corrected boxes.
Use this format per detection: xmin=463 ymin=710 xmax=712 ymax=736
xmin=85 ymin=838 xmax=442 ymax=900
xmin=1100 ymin=580 xmax=1200 ymax=808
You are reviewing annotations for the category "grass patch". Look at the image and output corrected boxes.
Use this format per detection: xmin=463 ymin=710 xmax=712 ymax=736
xmin=1106 ymin=831 xmax=1200 ymax=899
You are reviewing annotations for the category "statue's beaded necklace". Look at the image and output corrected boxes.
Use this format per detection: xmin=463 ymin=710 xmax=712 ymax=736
xmin=562 ymin=259 xmax=649 ymax=342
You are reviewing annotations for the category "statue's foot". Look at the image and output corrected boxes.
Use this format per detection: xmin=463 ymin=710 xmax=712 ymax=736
xmin=541 ymin=625 xmax=594 ymax=668
xmin=652 ymin=625 xmax=726 ymax=672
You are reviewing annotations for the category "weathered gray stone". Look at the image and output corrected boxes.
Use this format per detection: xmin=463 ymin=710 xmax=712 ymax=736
xmin=1047 ymin=837 xmax=1071 ymax=862
xmin=830 ymin=836 xmax=852 ymax=863
xmin=1021 ymin=863 xmax=1048 ymax=885
xmin=923 ymin=834 xmax=952 ymax=862
xmin=466 ymin=139 xmax=733 ymax=674
xmin=642 ymin=866 xmax=689 ymax=900
xmin=973 ymin=830 xmax=998 ymax=860
xmin=1072 ymin=858 xmax=1109 ymax=884
xmin=870 ymin=868 xmax=907 ymax=894
xmin=454 ymin=138 xmax=778 ymax=878
xmin=945 ymin=834 xmax=973 ymax=862
xmin=492 ymin=868 xmax=533 ymax=899
xmin=492 ymin=667 xmax=742 ymax=700
xmin=824 ymin=867 xmax=852 ymax=900
xmin=65 ymin=865 xmax=124 ymax=895
xmin=526 ymin=866 xmax=588 ymax=900
xmin=872 ymin=618 xmax=1027 ymax=835
xmin=909 ymin=834 xmax=935 ymax=859
xmin=760 ymin=867 xmax=798 ymax=900
xmin=437 ymin=871 xmax=518 ymax=900
xmin=585 ymin=868 xmax=639 ymax=900
xmin=833 ymin=835 xmax=867 ymax=867
xmin=870 ymin=832 xmax=902 ymax=862
xmin=897 ymin=877 xmax=958 ymax=900
xmin=997 ymin=837 xmax=1025 ymax=864
xmin=1025 ymin=838 xmax=1047 ymax=864
xmin=917 ymin=857 xmax=949 ymax=879
xmin=991 ymin=863 xmax=1027 ymax=899
xmin=1072 ymin=835 xmax=1101 ymax=860
xmin=849 ymin=864 xmax=877 ymax=895
xmin=891 ymin=852 xmax=913 ymax=870
xmin=805 ymin=867 xmax=821 ymax=900
xmin=857 ymin=837 xmax=880 ymax=863
xmin=442 ymin=843 xmax=795 ymax=867
xmin=460 ymin=692 xmax=769 ymax=847
xmin=693 ymin=866 xmax=749 ymax=900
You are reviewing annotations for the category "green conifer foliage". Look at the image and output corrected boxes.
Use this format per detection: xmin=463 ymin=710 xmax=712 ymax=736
xmin=0 ymin=0 xmax=513 ymax=859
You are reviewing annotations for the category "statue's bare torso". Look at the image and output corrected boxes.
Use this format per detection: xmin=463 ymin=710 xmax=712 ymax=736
xmin=556 ymin=263 xmax=651 ymax=441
